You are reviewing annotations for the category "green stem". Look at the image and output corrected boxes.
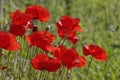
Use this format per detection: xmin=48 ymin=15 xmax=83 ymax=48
xmin=39 ymin=71 xmax=43 ymax=80
xmin=56 ymin=66 xmax=66 ymax=80
xmin=58 ymin=34 xmax=67 ymax=46
xmin=86 ymin=56 xmax=93 ymax=80
xmin=66 ymin=70 xmax=71 ymax=80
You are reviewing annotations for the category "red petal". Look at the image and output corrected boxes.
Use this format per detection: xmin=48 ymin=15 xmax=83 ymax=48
xmin=74 ymin=56 xmax=86 ymax=67
xmin=10 ymin=10 xmax=22 ymax=19
xmin=31 ymin=54 xmax=49 ymax=70
xmin=46 ymin=58 xmax=61 ymax=72
xmin=52 ymin=47 xmax=61 ymax=58
xmin=52 ymin=46 xmax=67 ymax=58
xmin=10 ymin=23 xmax=26 ymax=36
xmin=73 ymin=18 xmax=80 ymax=24
xmin=82 ymin=44 xmax=91 ymax=56
xmin=0 ymin=31 xmax=20 ymax=50
xmin=74 ymin=25 xmax=83 ymax=32
xmin=67 ymin=56 xmax=86 ymax=69
xmin=61 ymin=16 xmax=73 ymax=28
xmin=25 ymin=5 xmax=50 ymax=22
xmin=11 ymin=10 xmax=32 ymax=26
xmin=89 ymin=44 xmax=108 ymax=62
xmin=26 ymin=31 xmax=55 ymax=52
xmin=61 ymin=48 xmax=78 ymax=66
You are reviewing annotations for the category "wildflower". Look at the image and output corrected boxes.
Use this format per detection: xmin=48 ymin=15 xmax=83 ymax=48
xmin=82 ymin=44 xmax=108 ymax=62
xmin=26 ymin=31 xmax=55 ymax=52
xmin=52 ymin=46 xmax=86 ymax=69
xmin=0 ymin=31 xmax=20 ymax=50
xmin=10 ymin=10 xmax=32 ymax=26
xmin=31 ymin=54 xmax=61 ymax=72
xmin=10 ymin=10 xmax=32 ymax=36
xmin=25 ymin=5 xmax=50 ymax=22
xmin=56 ymin=16 xmax=82 ymax=44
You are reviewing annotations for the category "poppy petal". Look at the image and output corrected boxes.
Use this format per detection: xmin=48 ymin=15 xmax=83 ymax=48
xmin=0 ymin=31 xmax=20 ymax=50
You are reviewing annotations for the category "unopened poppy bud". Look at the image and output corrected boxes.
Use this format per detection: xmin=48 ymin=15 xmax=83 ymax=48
xmin=45 ymin=25 xmax=51 ymax=31
xmin=1 ymin=66 xmax=7 ymax=70
xmin=32 ymin=25 xmax=38 ymax=32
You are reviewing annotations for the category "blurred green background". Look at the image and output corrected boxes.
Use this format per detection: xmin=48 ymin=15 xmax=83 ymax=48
xmin=0 ymin=0 xmax=120 ymax=80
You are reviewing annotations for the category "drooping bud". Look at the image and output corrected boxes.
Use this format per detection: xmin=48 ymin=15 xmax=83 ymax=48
xmin=45 ymin=25 xmax=51 ymax=31
xmin=32 ymin=25 xmax=38 ymax=32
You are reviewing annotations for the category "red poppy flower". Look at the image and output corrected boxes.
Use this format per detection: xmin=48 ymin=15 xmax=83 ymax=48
xmin=61 ymin=48 xmax=78 ymax=65
xmin=10 ymin=23 xmax=26 ymax=36
xmin=31 ymin=54 xmax=49 ymax=70
xmin=25 ymin=5 xmax=50 ymax=22
xmin=56 ymin=16 xmax=82 ymax=44
xmin=67 ymin=55 xmax=86 ymax=69
xmin=52 ymin=46 xmax=86 ymax=69
xmin=0 ymin=31 xmax=20 ymax=50
xmin=82 ymin=44 xmax=108 ymax=62
xmin=31 ymin=54 xmax=61 ymax=72
xmin=10 ymin=10 xmax=32 ymax=26
xmin=26 ymin=31 xmax=55 ymax=52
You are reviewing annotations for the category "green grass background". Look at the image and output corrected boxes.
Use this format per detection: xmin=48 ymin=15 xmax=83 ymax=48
xmin=0 ymin=0 xmax=120 ymax=80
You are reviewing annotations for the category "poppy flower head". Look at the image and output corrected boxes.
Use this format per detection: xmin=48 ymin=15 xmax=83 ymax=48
xmin=61 ymin=48 xmax=86 ymax=69
xmin=0 ymin=31 xmax=20 ymax=51
xmin=26 ymin=31 xmax=55 ymax=52
xmin=61 ymin=48 xmax=79 ymax=65
xmin=82 ymin=44 xmax=108 ymax=62
xmin=52 ymin=46 xmax=86 ymax=69
xmin=67 ymin=56 xmax=86 ymax=69
xmin=31 ymin=54 xmax=49 ymax=70
xmin=89 ymin=44 xmax=108 ymax=61
xmin=31 ymin=54 xmax=61 ymax=72
xmin=56 ymin=16 xmax=82 ymax=32
xmin=56 ymin=16 xmax=82 ymax=44
xmin=25 ymin=5 xmax=50 ymax=22
xmin=10 ymin=10 xmax=32 ymax=26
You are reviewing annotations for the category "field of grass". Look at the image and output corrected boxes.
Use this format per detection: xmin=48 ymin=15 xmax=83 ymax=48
xmin=0 ymin=0 xmax=120 ymax=80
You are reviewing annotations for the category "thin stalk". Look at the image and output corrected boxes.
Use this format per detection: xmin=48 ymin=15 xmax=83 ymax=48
xmin=86 ymin=56 xmax=93 ymax=80
xmin=38 ymin=71 xmax=43 ymax=80
xmin=56 ymin=66 xmax=66 ymax=80
xmin=58 ymin=34 xmax=67 ymax=46
xmin=3 ymin=8 xmax=5 ymax=25
xmin=8 ymin=0 xmax=11 ymax=14
xmin=4 ymin=51 xmax=12 ymax=79
xmin=66 ymin=70 xmax=71 ymax=80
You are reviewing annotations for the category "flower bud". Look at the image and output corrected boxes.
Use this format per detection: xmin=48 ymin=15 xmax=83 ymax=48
xmin=45 ymin=25 xmax=51 ymax=31
xmin=32 ymin=25 xmax=38 ymax=32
